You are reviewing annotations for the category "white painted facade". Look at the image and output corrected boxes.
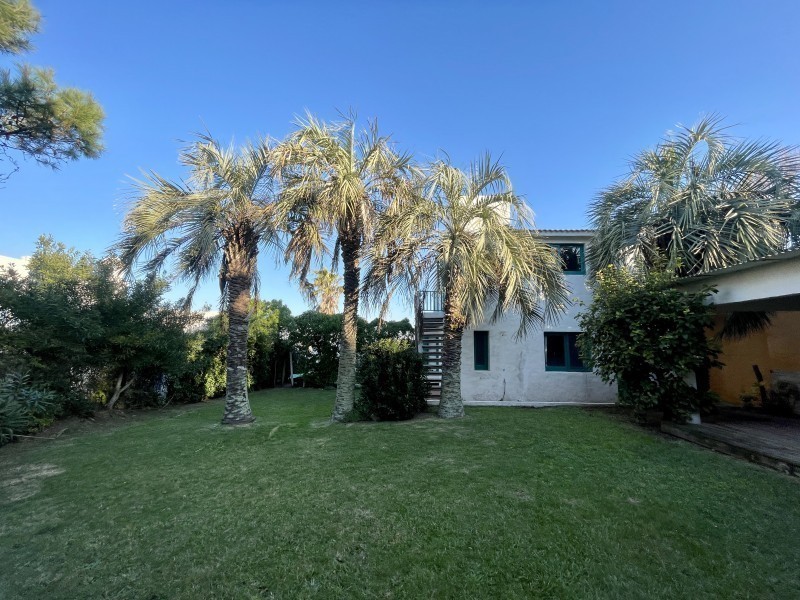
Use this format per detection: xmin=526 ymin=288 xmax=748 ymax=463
xmin=0 ymin=255 xmax=30 ymax=276
xmin=459 ymin=230 xmax=617 ymax=406
xmin=676 ymin=248 xmax=800 ymax=312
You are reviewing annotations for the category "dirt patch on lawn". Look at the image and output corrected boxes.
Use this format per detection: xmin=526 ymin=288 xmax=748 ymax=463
xmin=0 ymin=463 xmax=65 ymax=503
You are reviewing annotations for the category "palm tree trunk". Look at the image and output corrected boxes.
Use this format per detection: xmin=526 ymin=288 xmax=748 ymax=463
xmin=332 ymin=235 xmax=360 ymax=422
xmin=221 ymin=237 xmax=256 ymax=425
xmin=439 ymin=292 xmax=465 ymax=419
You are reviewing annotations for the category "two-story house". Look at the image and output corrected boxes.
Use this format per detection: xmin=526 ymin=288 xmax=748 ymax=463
xmin=416 ymin=230 xmax=617 ymax=406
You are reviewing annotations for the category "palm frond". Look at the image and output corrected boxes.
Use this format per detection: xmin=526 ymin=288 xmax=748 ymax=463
xmin=115 ymin=133 xmax=281 ymax=306
xmin=589 ymin=116 xmax=800 ymax=276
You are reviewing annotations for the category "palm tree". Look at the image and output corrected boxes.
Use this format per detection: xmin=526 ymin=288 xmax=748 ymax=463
xmin=305 ymin=268 xmax=342 ymax=314
xmin=274 ymin=113 xmax=416 ymax=422
xmin=365 ymin=155 xmax=569 ymax=418
xmin=117 ymin=135 xmax=279 ymax=425
xmin=589 ymin=116 xmax=800 ymax=277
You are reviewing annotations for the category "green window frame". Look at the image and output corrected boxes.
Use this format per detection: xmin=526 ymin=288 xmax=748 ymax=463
xmin=552 ymin=243 xmax=585 ymax=274
xmin=544 ymin=332 xmax=588 ymax=372
xmin=473 ymin=331 xmax=489 ymax=371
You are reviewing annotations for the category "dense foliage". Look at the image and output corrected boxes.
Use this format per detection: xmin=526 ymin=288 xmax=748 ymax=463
xmin=289 ymin=312 xmax=414 ymax=389
xmin=355 ymin=339 xmax=427 ymax=421
xmin=196 ymin=299 xmax=294 ymax=398
xmin=0 ymin=371 xmax=55 ymax=444
xmin=0 ymin=237 xmax=197 ymax=442
xmin=577 ymin=266 xmax=719 ymax=422
xmin=0 ymin=1 xmax=104 ymax=179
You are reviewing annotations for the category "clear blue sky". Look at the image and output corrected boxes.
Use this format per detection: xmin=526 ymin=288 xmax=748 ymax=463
xmin=3 ymin=0 xmax=799 ymax=319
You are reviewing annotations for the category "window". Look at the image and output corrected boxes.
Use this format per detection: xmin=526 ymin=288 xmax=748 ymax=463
xmin=544 ymin=332 xmax=588 ymax=371
xmin=474 ymin=331 xmax=489 ymax=370
xmin=552 ymin=244 xmax=585 ymax=274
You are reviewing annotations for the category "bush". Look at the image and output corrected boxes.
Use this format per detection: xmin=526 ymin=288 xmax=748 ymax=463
xmin=0 ymin=372 xmax=57 ymax=445
xmin=355 ymin=339 xmax=428 ymax=421
xmin=578 ymin=265 xmax=719 ymax=422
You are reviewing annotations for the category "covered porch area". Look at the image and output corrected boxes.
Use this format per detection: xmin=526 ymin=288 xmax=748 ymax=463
xmin=678 ymin=248 xmax=800 ymax=405
xmin=670 ymin=250 xmax=800 ymax=473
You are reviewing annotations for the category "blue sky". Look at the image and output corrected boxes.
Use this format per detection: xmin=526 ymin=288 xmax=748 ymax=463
xmin=2 ymin=0 xmax=799 ymax=319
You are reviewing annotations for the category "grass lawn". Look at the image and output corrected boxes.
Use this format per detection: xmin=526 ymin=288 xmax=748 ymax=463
xmin=1 ymin=389 xmax=799 ymax=599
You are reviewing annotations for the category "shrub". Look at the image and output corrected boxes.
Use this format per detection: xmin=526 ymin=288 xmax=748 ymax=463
xmin=0 ymin=372 xmax=57 ymax=445
xmin=356 ymin=339 xmax=428 ymax=421
xmin=578 ymin=265 xmax=719 ymax=422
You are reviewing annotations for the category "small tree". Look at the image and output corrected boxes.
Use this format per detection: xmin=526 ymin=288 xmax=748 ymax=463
xmin=578 ymin=266 xmax=719 ymax=422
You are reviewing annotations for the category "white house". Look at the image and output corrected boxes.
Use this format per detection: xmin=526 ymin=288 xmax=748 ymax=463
xmin=417 ymin=230 xmax=617 ymax=407
xmin=0 ymin=255 xmax=30 ymax=276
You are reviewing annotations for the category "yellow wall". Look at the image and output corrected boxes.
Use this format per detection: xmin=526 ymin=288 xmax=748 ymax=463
xmin=710 ymin=311 xmax=800 ymax=404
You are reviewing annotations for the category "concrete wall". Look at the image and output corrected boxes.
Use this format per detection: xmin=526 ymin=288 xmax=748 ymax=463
xmin=710 ymin=311 xmax=800 ymax=405
xmin=678 ymin=251 xmax=800 ymax=311
xmin=459 ymin=232 xmax=617 ymax=406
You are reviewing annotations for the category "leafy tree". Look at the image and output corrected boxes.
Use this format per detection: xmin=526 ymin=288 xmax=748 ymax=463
xmin=170 ymin=321 xmax=228 ymax=403
xmin=0 ymin=241 xmax=196 ymax=413
xmin=288 ymin=311 xmax=412 ymax=389
xmin=289 ymin=311 xmax=347 ymax=388
xmin=366 ymin=156 xmax=568 ymax=418
xmin=118 ymin=135 xmax=280 ymax=425
xmin=248 ymin=299 xmax=293 ymax=389
xmin=0 ymin=0 xmax=104 ymax=178
xmin=26 ymin=234 xmax=94 ymax=284
xmin=589 ymin=116 xmax=800 ymax=276
xmin=0 ymin=265 xmax=97 ymax=400
xmin=201 ymin=299 xmax=293 ymax=392
xmin=290 ymin=312 xmax=352 ymax=389
xmin=275 ymin=113 xmax=416 ymax=421
xmin=362 ymin=317 xmax=414 ymax=345
xmin=577 ymin=265 xmax=719 ymax=421
xmin=87 ymin=261 xmax=196 ymax=410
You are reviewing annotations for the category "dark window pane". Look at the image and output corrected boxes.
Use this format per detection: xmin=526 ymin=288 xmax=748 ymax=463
xmin=474 ymin=331 xmax=489 ymax=370
xmin=568 ymin=333 xmax=585 ymax=369
xmin=545 ymin=333 xmax=566 ymax=367
xmin=559 ymin=245 xmax=582 ymax=272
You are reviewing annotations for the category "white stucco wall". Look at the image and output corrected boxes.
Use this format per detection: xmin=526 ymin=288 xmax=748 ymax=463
xmin=459 ymin=232 xmax=617 ymax=406
xmin=677 ymin=251 xmax=800 ymax=311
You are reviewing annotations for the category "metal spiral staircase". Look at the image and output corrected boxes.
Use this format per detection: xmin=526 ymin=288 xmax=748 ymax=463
xmin=416 ymin=291 xmax=445 ymax=401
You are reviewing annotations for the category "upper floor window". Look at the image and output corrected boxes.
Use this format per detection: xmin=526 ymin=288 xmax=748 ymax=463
xmin=552 ymin=244 xmax=585 ymax=274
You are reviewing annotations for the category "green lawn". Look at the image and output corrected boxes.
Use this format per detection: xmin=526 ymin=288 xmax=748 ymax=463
xmin=1 ymin=390 xmax=798 ymax=599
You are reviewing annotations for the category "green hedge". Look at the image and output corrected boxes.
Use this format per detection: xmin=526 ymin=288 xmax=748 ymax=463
xmin=356 ymin=339 xmax=428 ymax=421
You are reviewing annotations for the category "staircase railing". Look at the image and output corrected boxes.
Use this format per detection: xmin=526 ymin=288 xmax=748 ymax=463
xmin=418 ymin=290 xmax=444 ymax=312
